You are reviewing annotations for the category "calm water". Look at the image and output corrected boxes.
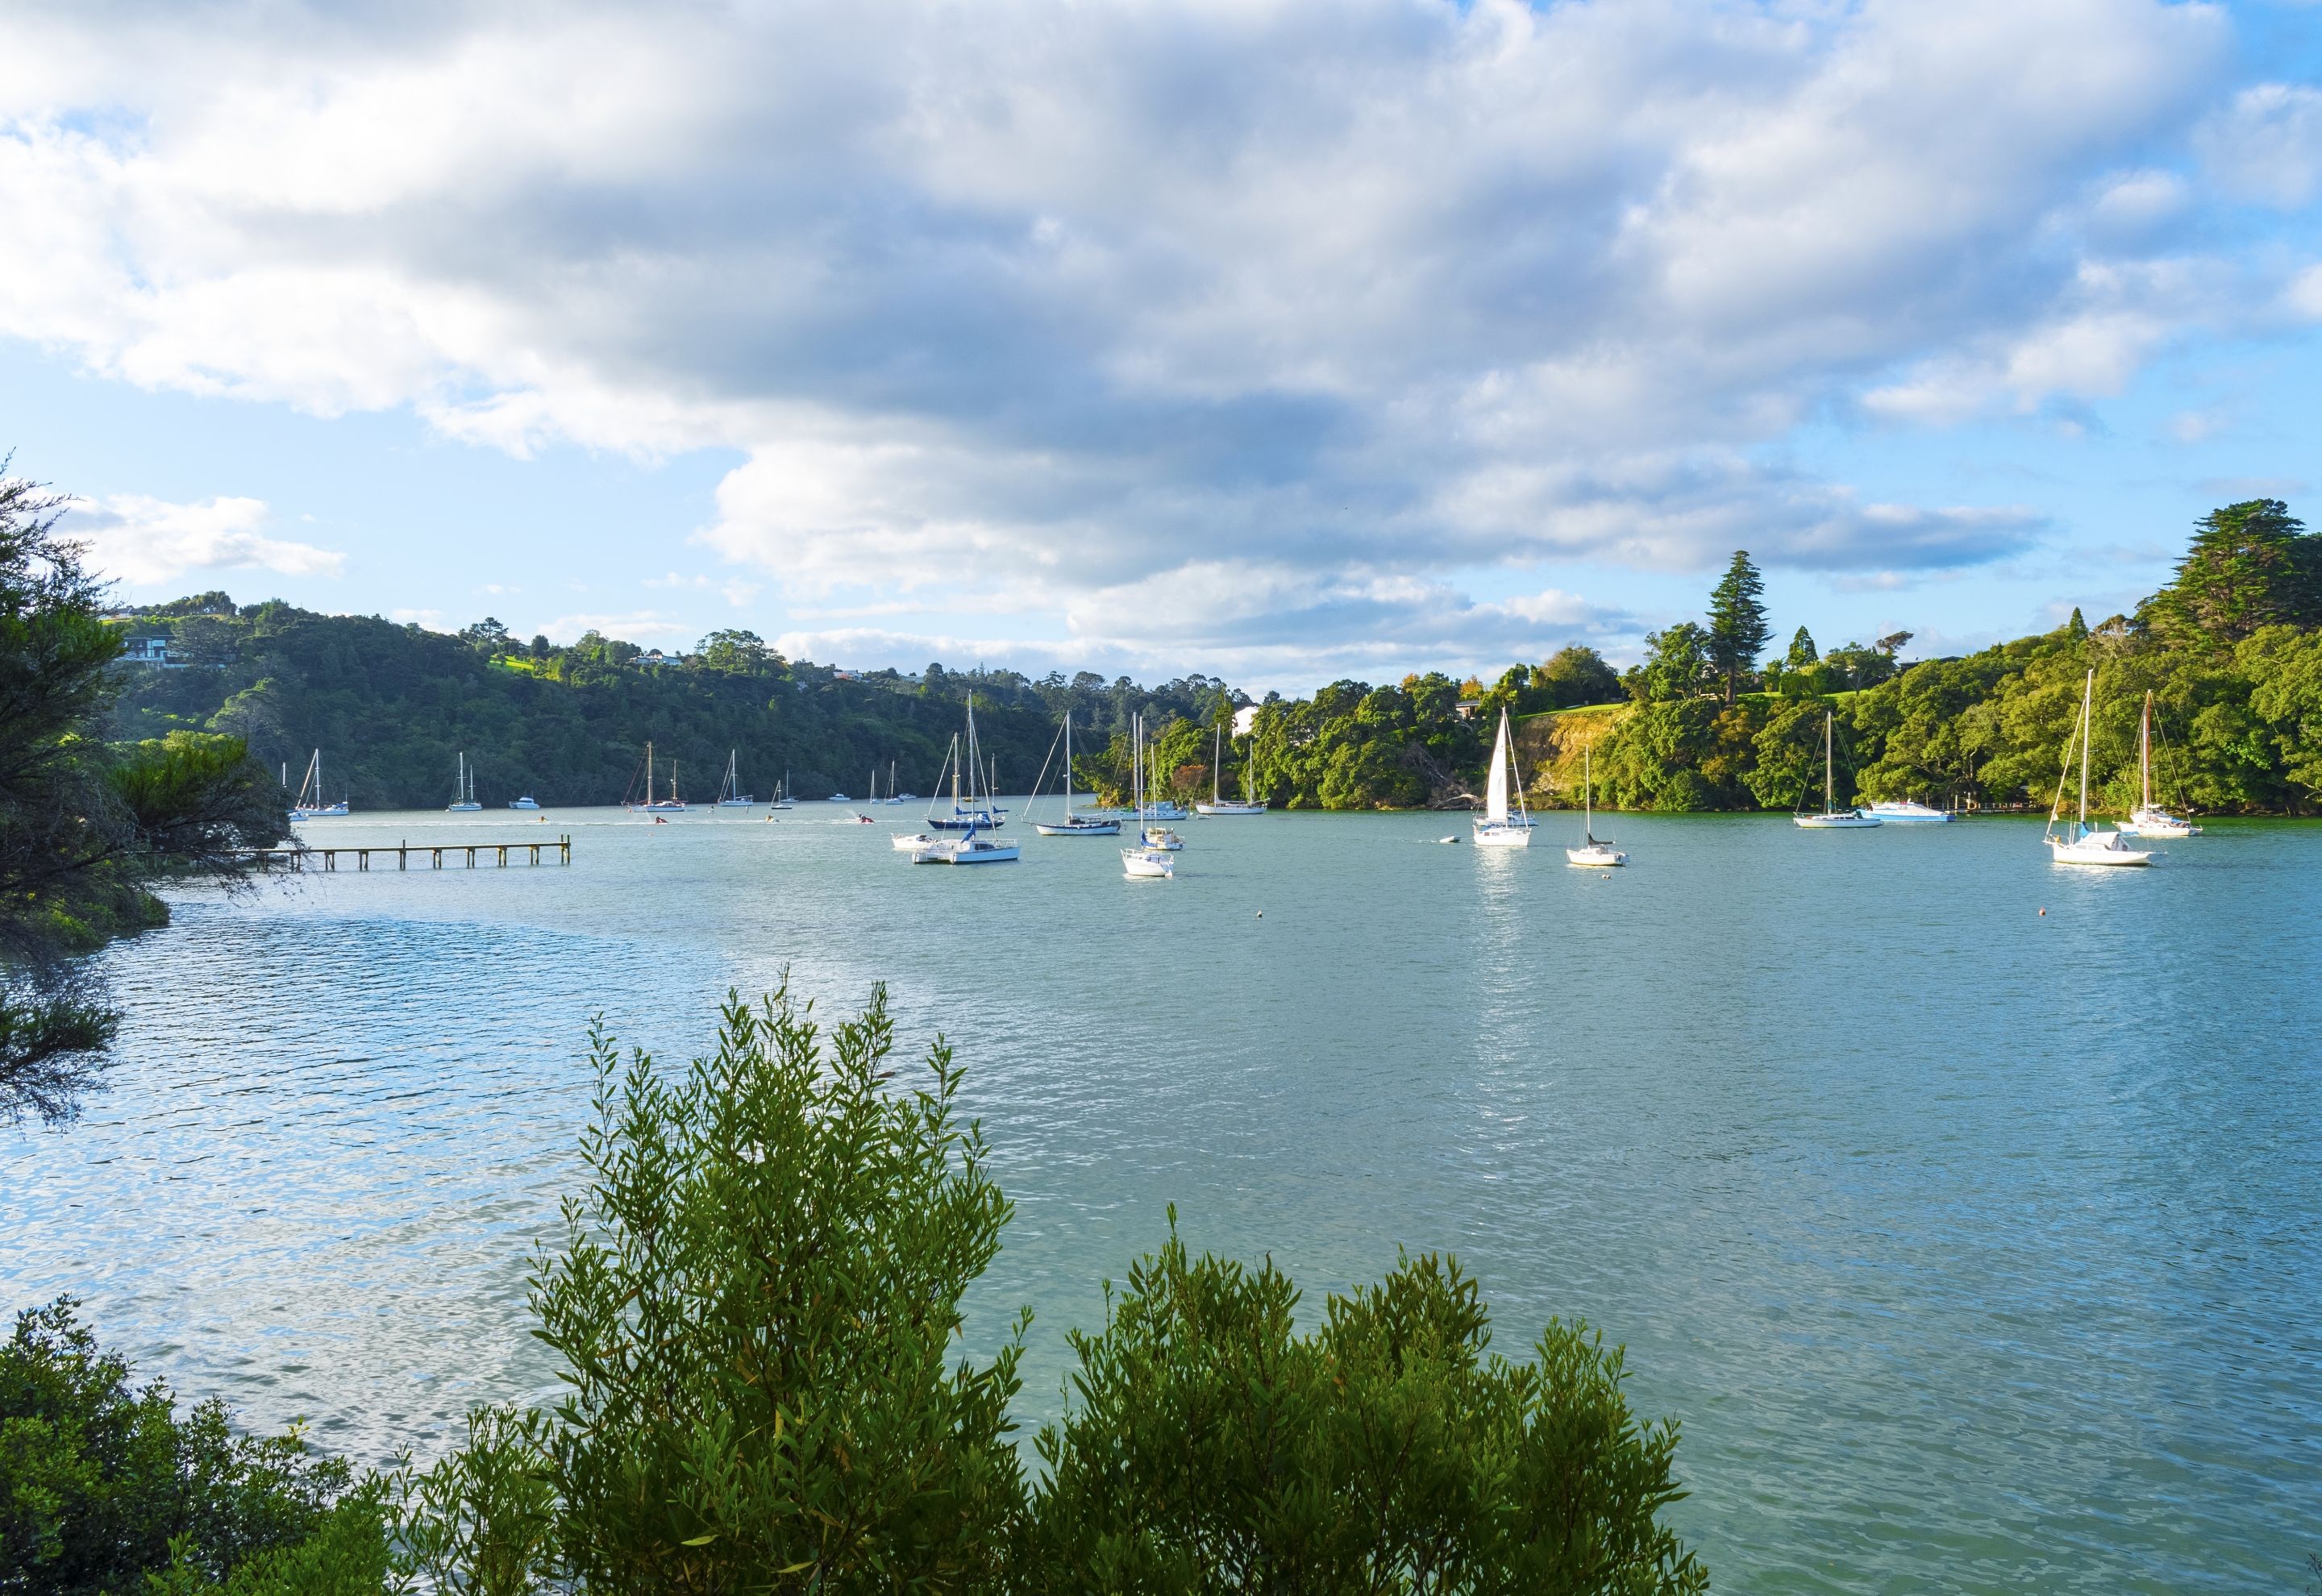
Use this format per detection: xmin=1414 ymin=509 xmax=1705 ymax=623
xmin=6 ymin=805 xmax=2318 ymax=1592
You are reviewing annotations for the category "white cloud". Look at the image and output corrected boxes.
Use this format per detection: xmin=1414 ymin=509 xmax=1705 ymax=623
xmin=2196 ymin=82 xmax=2322 ymax=209
xmin=0 ymin=0 xmax=2299 ymax=675
xmin=64 ymin=494 xmax=343 ymax=587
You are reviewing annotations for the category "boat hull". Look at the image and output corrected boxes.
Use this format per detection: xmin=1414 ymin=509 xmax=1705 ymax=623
xmin=1566 ymin=846 xmax=1626 ymax=867
xmin=1863 ymin=804 xmax=1953 ymax=823
xmin=1034 ymin=820 xmax=1121 ymax=836
xmin=1795 ymin=813 xmax=1881 ymax=828
xmin=1194 ymin=802 xmax=1268 ymax=816
xmin=1121 ymin=849 xmax=1174 ymax=877
xmin=911 ymin=842 xmax=1020 ymax=864
xmin=1473 ymin=822 xmax=1532 ymax=847
xmin=2048 ymin=834 xmax=2153 ymax=867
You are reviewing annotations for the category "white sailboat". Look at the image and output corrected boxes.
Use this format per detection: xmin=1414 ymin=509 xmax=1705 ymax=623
xmin=1121 ymin=712 xmax=1176 ymax=878
xmin=1794 ymin=712 xmax=1881 ymax=828
xmin=1193 ymin=723 xmax=1267 ymax=816
xmin=1473 ymin=707 xmax=1533 ymax=847
xmin=626 ymin=742 xmax=687 ymax=813
xmin=911 ymin=704 xmax=1019 ymax=862
xmin=288 ymin=750 xmax=349 ymax=819
xmin=2047 ymin=667 xmax=2152 ymax=866
xmin=715 ymin=750 xmax=755 ymax=808
xmin=447 ymin=751 xmax=482 ymax=811
xmin=1035 ymin=713 xmax=1122 ymax=835
xmin=881 ymin=761 xmax=906 ymax=804
xmin=1565 ymin=746 xmax=1626 ymax=867
xmin=926 ymin=698 xmax=1007 ymax=829
xmin=2120 ymin=690 xmax=2199 ymax=837
xmin=769 ymin=769 xmax=795 ymax=810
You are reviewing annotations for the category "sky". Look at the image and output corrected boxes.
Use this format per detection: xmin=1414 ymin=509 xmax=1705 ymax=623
xmin=2 ymin=0 xmax=2320 ymax=695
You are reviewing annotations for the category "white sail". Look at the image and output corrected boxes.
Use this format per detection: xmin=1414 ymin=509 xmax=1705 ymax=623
xmin=1485 ymin=712 xmax=1511 ymax=824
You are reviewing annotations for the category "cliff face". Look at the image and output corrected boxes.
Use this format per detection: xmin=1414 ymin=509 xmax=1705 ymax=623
xmin=1513 ymin=704 xmax=1632 ymax=808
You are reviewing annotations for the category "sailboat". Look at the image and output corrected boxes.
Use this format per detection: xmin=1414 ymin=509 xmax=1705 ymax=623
xmin=2120 ymin=690 xmax=2199 ymax=837
xmin=926 ymin=697 xmax=1007 ymax=829
xmin=1473 ymin=707 xmax=1533 ymax=847
xmin=288 ymin=750 xmax=349 ymax=819
xmin=715 ymin=750 xmax=755 ymax=808
xmin=769 ymin=769 xmax=795 ymax=810
xmin=1793 ymin=712 xmax=1881 ymax=827
xmin=880 ymin=761 xmax=906 ymax=804
xmin=1143 ymin=737 xmax=1188 ymax=821
xmin=1565 ymin=746 xmax=1626 ymax=867
xmin=1193 ymin=722 xmax=1267 ymax=815
xmin=2046 ymin=668 xmax=2153 ymax=866
xmin=447 ymin=752 xmax=482 ymax=811
xmin=626 ymin=742 xmax=688 ymax=813
xmin=1121 ymin=713 xmax=1176 ymax=878
xmin=1035 ymin=714 xmax=1121 ymax=835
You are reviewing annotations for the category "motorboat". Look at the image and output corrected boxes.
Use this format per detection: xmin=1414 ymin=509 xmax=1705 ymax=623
xmin=509 ymin=795 xmax=539 ymax=811
xmin=1473 ymin=707 xmax=1533 ymax=847
xmin=1565 ymin=746 xmax=1626 ymax=867
xmin=1862 ymin=799 xmax=1952 ymax=823
xmin=891 ymin=831 xmax=938 ymax=852
xmin=1794 ymin=712 xmax=1880 ymax=828
xmin=2046 ymin=667 xmax=2152 ymax=867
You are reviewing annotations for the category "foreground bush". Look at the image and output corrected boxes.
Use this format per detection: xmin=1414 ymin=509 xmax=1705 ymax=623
xmin=1028 ymin=1225 xmax=1706 ymax=1594
xmin=0 ymin=1298 xmax=389 ymax=1594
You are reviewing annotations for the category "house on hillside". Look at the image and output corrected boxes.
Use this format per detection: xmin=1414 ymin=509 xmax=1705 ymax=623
xmin=119 ymin=636 xmax=180 ymax=667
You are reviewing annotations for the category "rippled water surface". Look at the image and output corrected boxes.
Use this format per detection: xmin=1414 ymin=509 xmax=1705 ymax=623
xmin=6 ymin=805 xmax=2318 ymax=1591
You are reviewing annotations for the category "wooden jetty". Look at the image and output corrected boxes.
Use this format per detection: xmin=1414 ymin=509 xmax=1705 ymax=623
xmin=255 ymin=835 xmax=573 ymax=872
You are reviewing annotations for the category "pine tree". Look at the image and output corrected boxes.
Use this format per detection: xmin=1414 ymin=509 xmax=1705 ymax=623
xmin=1705 ymin=551 xmax=1772 ymax=704
xmin=2145 ymin=499 xmax=2320 ymax=647
xmin=1785 ymin=626 xmax=1818 ymax=668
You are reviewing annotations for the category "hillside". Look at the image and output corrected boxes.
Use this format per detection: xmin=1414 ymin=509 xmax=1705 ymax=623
xmin=104 ymin=599 xmax=1235 ymax=810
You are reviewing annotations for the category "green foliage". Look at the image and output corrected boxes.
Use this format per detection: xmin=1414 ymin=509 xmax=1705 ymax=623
xmin=2144 ymin=499 xmax=2321 ymax=649
xmin=1029 ymin=1223 xmax=1704 ymax=1595
xmin=504 ymin=985 xmax=1027 ymax=1592
xmin=1624 ymin=625 xmax=1712 ymax=705
xmin=1784 ymin=627 xmax=1817 ymax=668
xmin=1705 ymin=551 xmax=1771 ymax=703
xmin=0 ymin=462 xmax=288 ymax=1124
xmin=1241 ymin=677 xmax=1479 ymax=810
xmin=0 ymin=1298 xmax=388 ymax=1595
xmin=1533 ymin=647 xmax=1621 ymax=710
xmin=106 ymin=599 xmax=1234 ymax=808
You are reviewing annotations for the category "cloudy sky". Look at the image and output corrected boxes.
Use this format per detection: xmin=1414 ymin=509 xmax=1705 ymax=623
xmin=3 ymin=0 xmax=2319 ymax=691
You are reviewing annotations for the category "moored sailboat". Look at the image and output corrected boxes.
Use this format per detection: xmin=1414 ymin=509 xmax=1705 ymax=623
xmin=1794 ymin=712 xmax=1880 ymax=828
xmin=625 ymin=742 xmax=687 ymax=813
xmin=1121 ymin=713 xmax=1176 ymax=877
xmin=1193 ymin=723 xmax=1267 ymax=816
xmin=289 ymin=750 xmax=349 ymax=819
xmin=1565 ymin=746 xmax=1625 ymax=867
xmin=1034 ymin=713 xmax=1121 ymax=835
xmin=2120 ymin=690 xmax=2199 ymax=837
xmin=715 ymin=750 xmax=755 ymax=808
xmin=447 ymin=751 xmax=481 ymax=811
xmin=2046 ymin=668 xmax=2152 ymax=866
xmin=926 ymin=697 xmax=1007 ymax=829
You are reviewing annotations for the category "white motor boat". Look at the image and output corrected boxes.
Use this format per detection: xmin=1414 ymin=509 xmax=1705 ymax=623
xmin=1121 ymin=847 xmax=1175 ymax=878
xmin=1565 ymin=747 xmax=1626 ymax=867
xmin=2119 ymin=691 xmax=2200 ymax=837
xmin=892 ymin=831 xmax=937 ymax=852
xmin=1862 ymin=800 xmax=1952 ymax=823
xmin=509 ymin=795 xmax=539 ymax=811
xmin=2047 ymin=667 xmax=2153 ymax=867
xmin=1795 ymin=712 xmax=1881 ymax=828
xmin=1473 ymin=707 xmax=1533 ymax=847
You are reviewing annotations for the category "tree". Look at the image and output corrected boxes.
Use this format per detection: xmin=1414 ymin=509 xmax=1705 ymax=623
xmin=694 ymin=627 xmax=775 ymax=675
xmin=1030 ymin=1223 xmax=1707 ymax=1594
xmin=0 ymin=1298 xmax=391 ymax=1595
xmin=1536 ymin=646 xmax=1620 ymax=709
xmin=1874 ymin=630 xmax=1913 ymax=658
xmin=1705 ymin=551 xmax=1772 ymax=703
xmin=456 ymin=617 xmax=513 ymax=656
xmin=2145 ymin=499 xmax=2320 ymax=648
xmin=0 ymin=461 xmax=289 ymax=1124
xmin=1785 ymin=626 xmax=1819 ymax=668
xmin=1629 ymin=623 xmax=1712 ymax=703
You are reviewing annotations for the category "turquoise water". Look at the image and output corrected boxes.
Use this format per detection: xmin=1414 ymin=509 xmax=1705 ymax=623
xmin=5 ymin=805 xmax=2317 ymax=1592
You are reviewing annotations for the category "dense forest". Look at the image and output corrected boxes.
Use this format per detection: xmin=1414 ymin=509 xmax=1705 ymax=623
xmin=104 ymin=599 xmax=1242 ymax=809
xmin=104 ymin=497 xmax=2322 ymax=818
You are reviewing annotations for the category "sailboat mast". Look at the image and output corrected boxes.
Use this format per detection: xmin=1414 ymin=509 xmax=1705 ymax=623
xmin=1063 ymin=715 xmax=1073 ymax=811
xmin=2090 ymin=667 xmax=2108 ymax=830
xmin=1825 ymin=712 xmax=1833 ymax=813
xmin=1213 ymin=725 xmax=1222 ymax=804
xmin=2141 ymin=691 xmax=2153 ymax=811
xmin=1584 ymin=746 xmax=1593 ymax=839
